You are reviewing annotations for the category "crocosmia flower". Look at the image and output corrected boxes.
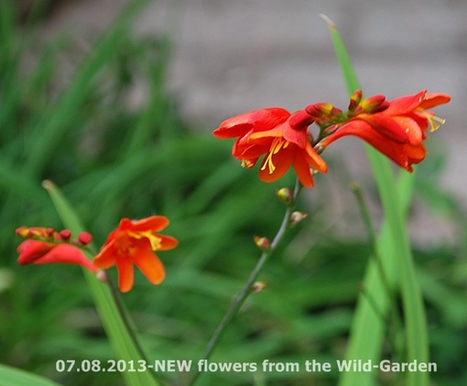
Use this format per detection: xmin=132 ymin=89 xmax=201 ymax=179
xmin=16 ymin=227 xmax=98 ymax=273
xmin=213 ymin=108 xmax=327 ymax=187
xmin=93 ymin=216 xmax=178 ymax=293
xmin=319 ymin=90 xmax=451 ymax=171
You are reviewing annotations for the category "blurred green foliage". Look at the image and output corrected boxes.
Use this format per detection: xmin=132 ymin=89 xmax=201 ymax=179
xmin=1 ymin=1 xmax=467 ymax=385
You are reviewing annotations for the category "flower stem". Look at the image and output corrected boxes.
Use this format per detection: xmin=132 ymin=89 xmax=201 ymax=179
xmin=187 ymin=179 xmax=303 ymax=386
xmin=87 ymin=245 xmax=155 ymax=377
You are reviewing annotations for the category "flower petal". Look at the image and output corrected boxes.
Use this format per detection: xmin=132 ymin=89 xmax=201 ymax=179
xmin=157 ymin=235 xmax=179 ymax=251
xmin=393 ymin=116 xmax=423 ymax=146
xmin=130 ymin=216 xmax=170 ymax=233
xmin=406 ymin=143 xmax=427 ymax=165
xmin=357 ymin=112 xmax=408 ymax=143
xmin=213 ymin=113 xmax=254 ymax=139
xmin=386 ymin=90 xmax=426 ymax=115
xmin=17 ymin=240 xmax=55 ymax=265
xmin=293 ymin=149 xmax=315 ymax=188
xmin=101 ymin=228 xmax=119 ymax=247
xmin=238 ymin=143 xmax=270 ymax=160
xmin=248 ymin=125 xmax=284 ymax=142
xmin=116 ymin=256 xmax=134 ymax=293
xmin=258 ymin=141 xmax=295 ymax=183
xmin=34 ymin=244 xmax=98 ymax=273
xmin=321 ymin=120 xmax=420 ymax=171
xmin=304 ymin=142 xmax=328 ymax=174
xmin=93 ymin=241 xmax=118 ymax=269
xmin=132 ymin=250 xmax=165 ymax=285
xmin=213 ymin=108 xmax=290 ymax=139
xmin=281 ymin=120 xmax=309 ymax=148
xmin=419 ymin=93 xmax=451 ymax=110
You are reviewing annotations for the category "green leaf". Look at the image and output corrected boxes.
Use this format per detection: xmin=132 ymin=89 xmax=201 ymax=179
xmin=323 ymin=16 xmax=429 ymax=386
xmin=23 ymin=0 xmax=152 ymax=178
xmin=42 ymin=180 xmax=160 ymax=386
xmin=0 ymin=363 xmax=63 ymax=386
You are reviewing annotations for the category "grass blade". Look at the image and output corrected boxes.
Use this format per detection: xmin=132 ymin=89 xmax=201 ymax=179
xmin=323 ymin=16 xmax=429 ymax=386
xmin=0 ymin=363 xmax=63 ymax=386
xmin=42 ymin=180 xmax=160 ymax=386
xmin=23 ymin=0 xmax=151 ymax=178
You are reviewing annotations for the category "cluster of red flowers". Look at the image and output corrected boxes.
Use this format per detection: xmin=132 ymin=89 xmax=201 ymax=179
xmin=213 ymin=90 xmax=451 ymax=187
xmin=16 ymin=226 xmax=97 ymax=273
xmin=15 ymin=89 xmax=450 ymax=293
xmin=16 ymin=216 xmax=177 ymax=293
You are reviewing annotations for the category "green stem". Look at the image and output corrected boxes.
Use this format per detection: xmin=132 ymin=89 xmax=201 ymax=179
xmin=187 ymin=179 xmax=303 ymax=386
xmin=106 ymin=275 xmax=152 ymax=364
xmin=86 ymin=245 xmax=155 ymax=375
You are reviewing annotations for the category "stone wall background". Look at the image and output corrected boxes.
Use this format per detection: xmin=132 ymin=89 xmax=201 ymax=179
xmin=38 ymin=0 xmax=467 ymax=243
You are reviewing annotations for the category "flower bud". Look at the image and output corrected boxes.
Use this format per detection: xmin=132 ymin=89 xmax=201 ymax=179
xmin=323 ymin=124 xmax=338 ymax=136
xmin=289 ymin=211 xmax=308 ymax=227
xmin=59 ymin=229 xmax=72 ymax=241
xmin=305 ymin=102 xmax=340 ymax=119
xmin=348 ymin=90 xmax=363 ymax=111
xmin=252 ymin=281 xmax=268 ymax=294
xmin=77 ymin=232 xmax=93 ymax=245
xmin=45 ymin=228 xmax=56 ymax=238
xmin=15 ymin=227 xmax=29 ymax=239
xmin=96 ymin=270 xmax=108 ymax=283
xmin=313 ymin=143 xmax=325 ymax=154
xmin=254 ymin=236 xmax=270 ymax=252
xmin=276 ymin=187 xmax=293 ymax=205
xmin=359 ymin=95 xmax=389 ymax=113
xmin=289 ymin=110 xmax=315 ymax=130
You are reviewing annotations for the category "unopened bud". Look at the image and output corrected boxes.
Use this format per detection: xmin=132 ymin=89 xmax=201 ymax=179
xmin=276 ymin=187 xmax=293 ymax=205
xmin=348 ymin=90 xmax=363 ymax=111
xmin=289 ymin=211 xmax=308 ymax=227
xmin=306 ymin=103 xmax=342 ymax=119
xmin=15 ymin=227 xmax=29 ymax=238
xmin=313 ymin=143 xmax=325 ymax=154
xmin=359 ymin=95 xmax=389 ymax=113
xmin=252 ymin=281 xmax=268 ymax=294
xmin=59 ymin=229 xmax=72 ymax=241
xmin=254 ymin=236 xmax=270 ymax=252
xmin=77 ymin=232 xmax=93 ymax=245
xmin=323 ymin=124 xmax=338 ymax=136
xmin=96 ymin=270 xmax=108 ymax=283
xmin=289 ymin=110 xmax=315 ymax=130
xmin=45 ymin=228 xmax=56 ymax=239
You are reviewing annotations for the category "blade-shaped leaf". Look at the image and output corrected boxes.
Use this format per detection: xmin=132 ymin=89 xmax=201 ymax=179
xmin=323 ymin=16 xmax=429 ymax=386
xmin=0 ymin=363 xmax=63 ymax=386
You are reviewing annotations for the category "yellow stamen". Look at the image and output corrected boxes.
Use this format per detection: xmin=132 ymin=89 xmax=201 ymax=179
xmin=241 ymin=159 xmax=254 ymax=168
xmin=128 ymin=230 xmax=162 ymax=250
xmin=422 ymin=112 xmax=446 ymax=132
xmin=261 ymin=138 xmax=289 ymax=174
xmin=428 ymin=115 xmax=446 ymax=132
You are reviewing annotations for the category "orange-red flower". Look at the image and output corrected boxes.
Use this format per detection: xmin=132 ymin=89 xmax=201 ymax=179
xmin=213 ymin=108 xmax=327 ymax=187
xmin=16 ymin=227 xmax=98 ymax=273
xmin=93 ymin=216 xmax=178 ymax=293
xmin=319 ymin=90 xmax=451 ymax=171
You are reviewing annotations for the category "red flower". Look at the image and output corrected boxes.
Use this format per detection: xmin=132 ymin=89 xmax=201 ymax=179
xmin=319 ymin=90 xmax=451 ymax=171
xmin=213 ymin=108 xmax=327 ymax=187
xmin=93 ymin=216 xmax=178 ymax=293
xmin=16 ymin=227 xmax=98 ymax=274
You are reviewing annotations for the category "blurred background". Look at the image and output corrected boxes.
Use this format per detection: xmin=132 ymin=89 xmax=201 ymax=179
xmin=1 ymin=0 xmax=466 ymax=385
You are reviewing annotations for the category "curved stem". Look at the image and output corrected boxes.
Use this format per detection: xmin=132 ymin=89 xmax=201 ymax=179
xmin=187 ymin=179 xmax=303 ymax=386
